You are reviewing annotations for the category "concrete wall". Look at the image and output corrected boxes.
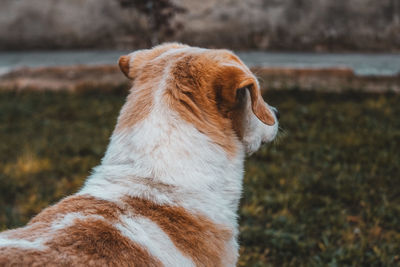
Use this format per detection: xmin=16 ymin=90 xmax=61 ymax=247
xmin=0 ymin=0 xmax=399 ymax=51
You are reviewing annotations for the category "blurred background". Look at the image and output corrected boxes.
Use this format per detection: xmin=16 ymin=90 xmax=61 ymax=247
xmin=0 ymin=0 xmax=399 ymax=266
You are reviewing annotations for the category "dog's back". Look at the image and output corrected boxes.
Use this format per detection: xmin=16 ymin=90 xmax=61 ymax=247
xmin=0 ymin=194 xmax=232 ymax=266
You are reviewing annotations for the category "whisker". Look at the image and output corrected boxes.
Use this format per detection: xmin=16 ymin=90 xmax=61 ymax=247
xmin=272 ymin=127 xmax=288 ymax=146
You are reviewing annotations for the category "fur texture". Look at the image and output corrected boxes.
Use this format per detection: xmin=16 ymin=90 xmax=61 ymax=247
xmin=0 ymin=43 xmax=278 ymax=266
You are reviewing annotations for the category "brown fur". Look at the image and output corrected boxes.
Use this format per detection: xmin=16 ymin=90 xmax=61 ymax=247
xmin=114 ymin=84 xmax=154 ymax=132
xmin=0 ymin=218 xmax=162 ymax=267
xmin=1 ymin=44 xmax=273 ymax=266
xmin=117 ymin=45 xmax=274 ymax=155
xmin=115 ymin=44 xmax=189 ymax=132
xmin=228 ymin=88 xmax=248 ymax=139
xmin=209 ymin=52 xmax=275 ymax=126
xmin=164 ymin=54 xmax=239 ymax=156
xmin=1 ymin=193 xmax=234 ymax=266
xmin=29 ymin=195 xmax=123 ymax=224
xmin=0 ymin=247 xmax=58 ymax=267
xmin=164 ymin=50 xmax=274 ymax=155
xmin=123 ymin=197 xmax=234 ymax=267
xmin=119 ymin=43 xmax=188 ymax=80
xmin=118 ymin=55 xmax=130 ymax=79
xmin=45 ymin=218 xmax=162 ymax=267
xmin=2 ymin=222 xmax=49 ymax=242
xmin=2 ymin=195 xmax=123 ymax=242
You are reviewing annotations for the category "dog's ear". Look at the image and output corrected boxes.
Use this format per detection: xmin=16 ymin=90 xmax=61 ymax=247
xmin=118 ymin=55 xmax=131 ymax=78
xmin=237 ymin=77 xmax=275 ymax=126
xmin=217 ymin=64 xmax=275 ymax=126
xmin=118 ymin=48 xmax=158 ymax=80
xmin=118 ymin=52 xmax=148 ymax=80
xmin=119 ymin=43 xmax=188 ymax=80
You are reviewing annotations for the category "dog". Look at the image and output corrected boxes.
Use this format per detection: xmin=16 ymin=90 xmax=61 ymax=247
xmin=0 ymin=43 xmax=279 ymax=266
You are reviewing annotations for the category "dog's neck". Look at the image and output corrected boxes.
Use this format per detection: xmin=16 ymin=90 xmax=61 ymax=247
xmin=79 ymin=101 xmax=245 ymax=227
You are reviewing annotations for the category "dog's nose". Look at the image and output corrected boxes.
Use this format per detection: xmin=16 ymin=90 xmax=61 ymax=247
xmin=271 ymin=106 xmax=280 ymax=120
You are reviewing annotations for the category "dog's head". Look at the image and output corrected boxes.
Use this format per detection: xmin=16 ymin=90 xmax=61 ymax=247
xmin=117 ymin=43 xmax=278 ymax=156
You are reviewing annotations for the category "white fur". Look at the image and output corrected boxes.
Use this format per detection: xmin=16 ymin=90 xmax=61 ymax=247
xmin=78 ymin=46 xmax=278 ymax=265
xmin=0 ymin=237 xmax=46 ymax=250
xmin=81 ymin=60 xmax=245 ymax=227
xmin=50 ymin=212 xmax=105 ymax=231
xmin=0 ymin=212 xmax=109 ymax=252
xmin=221 ymin=59 xmax=279 ymax=155
xmin=0 ymin=223 xmax=48 ymax=250
xmin=242 ymin=92 xmax=279 ymax=154
xmin=0 ymin=46 xmax=277 ymax=265
xmin=116 ymin=215 xmax=194 ymax=267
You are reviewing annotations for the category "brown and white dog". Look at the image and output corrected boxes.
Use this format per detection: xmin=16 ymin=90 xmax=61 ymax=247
xmin=0 ymin=43 xmax=278 ymax=266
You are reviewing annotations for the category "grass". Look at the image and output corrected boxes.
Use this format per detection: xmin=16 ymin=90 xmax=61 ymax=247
xmin=0 ymin=89 xmax=399 ymax=266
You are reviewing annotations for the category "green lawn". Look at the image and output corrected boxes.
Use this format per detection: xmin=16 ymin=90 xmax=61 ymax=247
xmin=0 ymin=89 xmax=399 ymax=266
